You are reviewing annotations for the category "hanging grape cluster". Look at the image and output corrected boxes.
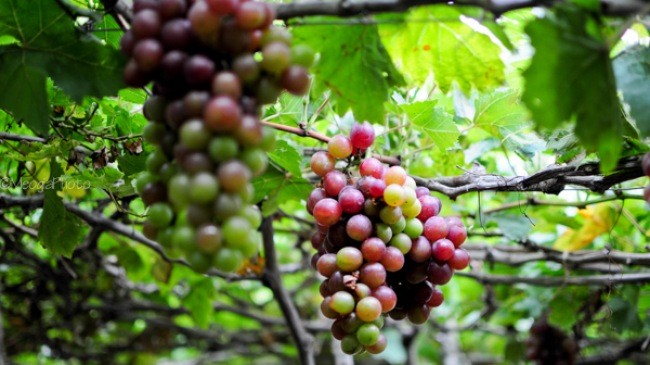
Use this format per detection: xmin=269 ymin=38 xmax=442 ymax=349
xmin=525 ymin=316 xmax=578 ymax=365
xmin=307 ymin=122 xmax=470 ymax=354
xmin=121 ymin=0 xmax=312 ymax=273
xmin=641 ymin=152 xmax=650 ymax=206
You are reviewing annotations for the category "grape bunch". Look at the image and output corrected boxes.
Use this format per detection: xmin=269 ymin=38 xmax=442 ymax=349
xmin=641 ymin=152 xmax=650 ymax=206
xmin=525 ymin=316 xmax=578 ymax=365
xmin=121 ymin=0 xmax=312 ymax=273
xmin=308 ymin=122 xmax=469 ymax=354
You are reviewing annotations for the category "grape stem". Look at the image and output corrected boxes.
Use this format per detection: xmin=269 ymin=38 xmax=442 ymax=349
xmin=274 ymin=0 xmax=646 ymax=20
xmin=260 ymin=217 xmax=316 ymax=365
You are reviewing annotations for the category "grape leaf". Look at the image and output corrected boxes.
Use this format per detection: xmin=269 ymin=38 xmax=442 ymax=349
xmin=522 ymin=5 xmax=624 ymax=171
xmin=613 ymin=46 xmax=650 ymax=138
xmin=473 ymin=90 xmax=530 ymax=141
xmin=38 ymin=160 xmax=86 ymax=257
xmin=268 ymin=140 xmax=302 ymax=176
xmin=0 ymin=0 xmax=125 ymax=135
xmin=380 ymin=6 xmax=505 ymax=93
xmin=252 ymin=167 xmax=312 ymax=216
xmin=293 ymin=22 xmax=405 ymax=123
xmin=183 ymin=277 xmax=215 ymax=328
xmin=402 ymin=101 xmax=459 ymax=151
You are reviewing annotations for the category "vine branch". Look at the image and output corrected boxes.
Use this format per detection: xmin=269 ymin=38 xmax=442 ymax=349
xmin=458 ymin=271 xmax=650 ymax=286
xmin=260 ymin=217 xmax=315 ymax=365
xmin=275 ymin=0 xmax=648 ymax=20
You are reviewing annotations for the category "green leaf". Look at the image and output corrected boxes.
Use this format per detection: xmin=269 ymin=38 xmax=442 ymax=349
xmin=183 ymin=277 xmax=215 ymax=328
xmin=267 ymin=140 xmax=302 ymax=176
xmin=485 ymin=213 xmax=533 ymax=241
xmin=473 ymin=90 xmax=530 ymax=141
xmin=522 ymin=5 xmax=624 ymax=171
xmin=38 ymin=160 xmax=86 ymax=257
xmin=613 ymin=46 xmax=650 ymax=138
xmin=0 ymin=0 xmax=125 ymax=135
xmin=380 ymin=6 xmax=505 ymax=93
xmin=402 ymin=101 xmax=459 ymax=151
xmin=118 ymin=154 xmax=147 ymax=177
xmin=293 ymin=22 xmax=405 ymax=122
xmin=252 ymin=167 xmax=312 ymax=216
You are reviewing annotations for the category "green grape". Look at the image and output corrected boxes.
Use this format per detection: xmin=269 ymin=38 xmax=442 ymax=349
xmin=214 ymin=248 xmax=243 ymax=272
xmin=148 ymin=203 xmax=174 ymax=228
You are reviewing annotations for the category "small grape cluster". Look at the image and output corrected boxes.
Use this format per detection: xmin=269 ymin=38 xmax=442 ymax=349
xmin=307 ymin=122 xmax=469 ymax=355
xmin=525 ymin=316 xmax=578 ymax=365
xmin=121 ymin=0 xmax=312 ymax=273
xmin=641 ymin=152 xmax=650 ymax=206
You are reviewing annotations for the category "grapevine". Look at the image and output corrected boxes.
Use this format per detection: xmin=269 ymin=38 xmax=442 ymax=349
xmin=121 ymin=0 xmax=312 ymax=273
xmin=308 ymin=122 xmax=469 ymax=354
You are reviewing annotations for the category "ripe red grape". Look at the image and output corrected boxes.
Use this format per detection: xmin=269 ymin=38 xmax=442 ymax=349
xmin=349 ymin=121 xmax=375 ymax=149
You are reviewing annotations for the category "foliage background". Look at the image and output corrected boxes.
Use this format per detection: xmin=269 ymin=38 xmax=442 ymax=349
xmin=0 ymin=0 xmax=648 ymax=364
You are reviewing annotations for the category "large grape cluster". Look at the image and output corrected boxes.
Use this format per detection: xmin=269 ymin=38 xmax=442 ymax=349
xmin=525 ymin=316 xmax=578 ymax=365
xmin=641 ymin=152 xmax=650 ymax=206
xmin=307 ymin=122 xmax=470 ymax=354
xmin=121 ymin=0 xmax=312 ymax=273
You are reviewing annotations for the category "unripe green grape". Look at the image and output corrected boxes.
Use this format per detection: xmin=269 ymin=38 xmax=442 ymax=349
xmin=379 ymin=206 xmax=402 ymax=225
xmin=146 ymin=149 xmax=168 ymax=173
xmin=340 ymin=335 xmax=363 ymax=355
xmin=260 ymin=127 xmax=276 ymax=151
xmin=355 ymin=296 xmax=382 ymax=322
xmin=384 ymin=184 xmax=406 ymax=207
xmin=240 ymin=148 xmax=268 ymax=176
xmin=213 ymin=193 xmax=243 ymax=222
xmin=402 ymin=199 xmax=422 ymax=218
xmin=180 ymin=119 xmax=211 ymax=150
xmin=376 ymin=223 xmax=393 ymax=243
xmin=389 ymin=216 xmax=406 ymax=234
xmin=239 ymin=231 xmax=261 ymax=257
xmin=261 ymin=41 xmax=291 ymax=74
xmin=336 ymin=247 xmax=363 ymax=272
xmin=156 ymin=226 xmax=175 ymax=248
xmin=222 ymin=216 xmax=252 ymax=247
xmin=214 ymin=248 xmax=243 ymax=272
xmin=187 ymin=251 xmax=214 ymax=274
xmin=168 ymin=173 xmax=191 ymax=208
xmin=356 ymin=323 xmax=380 ymax=346
xmin=148 ymin=202 xmax=174 ymax=228
xmin=291 ymin=44 xmax=315 ymax=68
xmin=208 ymin=136 xmax=239 ymax=163
xmin=171 ymin=226 xmax=196 ymax=251
xmin=403 ymin=186 xmax=417 ymax=206
xmin=390 ymin=233 xmax=412 ymax=254
xmin=239 ymin=205 xmax=262 ymax=228
xmin=188 ymin=172 xmax=219 ymax=204
xmin=330 ymin=291 xmax=355 ymax=315
xmin=143 ymin=122 xmax=167 ymax=144
xmin=159 ymin=163 xmax=179 ymax=184
xmin=404 ymin=218 xmax=424 ymax=238
xmin=135 ymin=172 xmax=157 ymax=195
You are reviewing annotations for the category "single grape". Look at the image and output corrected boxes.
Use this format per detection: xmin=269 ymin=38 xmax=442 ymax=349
xmin=359 ymin=262 xmax=387 ymax=289
xmin=179 ymin=119 xmax=211 ymax=150
xmin=350 ymin=122 xmax=375 ymax=150
xmin=356 ymin=323 xmax=381 ymax=346
xmin=280 ymin=65 xmax=310 ymax=95
xmin=214 ymin=248 xmax=243 ymax=272
xmin=310 ymin=151 xmax=336 ymax=177
xmin=188 ymin=172 xmax=219 ymax=204
xmin=361 ymin=237 xmax=386 ymax=262
xmin=321 ymin=297 xmax=339 ymax=319
xmin=359 ymin=157 xmax=383 ymax=178
xmin=323 ymin=170 xmax=347 ymax=197
xmin=365 ymin=334 xmax=387 ymax=354
xmin=384 ymin=184 xmax=406 ymax=207
xmin=355 ymin=296 xmax=382 ymax=322
xmin=427 ymin=261 xmax=453 ymax=285
xmin=132 ymin=9 xmax=161 ymax=39
xmin=261 ymin=41 xmax=291 ymax=74
xmin=313 ymin=198 xmax=342 ymax=226
xmin=235 ymin=1 xmax=266 ymax=30
xmin=384 ymin=166 xmax=407 ymax=186
xmin=424 ymin=216 xmax=449 ymax=242
xmin=404 ymin=218 xmax=424 ymax=238
xmin=409 ymin=236 xmax=432 ymax=263
xmin=431 ymin=238 xmax=455 ymax=262
xmin=380 ymin=246 xmax=404 ymax=272
xmin=330 ymin=291 xmax=355 ymax=315
xmin=389 ymin=233 xmax=412 ymax=254
xmin=204 ymin=96 xmax=242 ymax=132
xmin=148 ymin=202 xmax=174 ymax=228
xmin=212 ymin=71 xmax=242 ymax=99
xmin=447 ymin=224 xmax=467 ymax=247
xmin=449 ymin=248 xmax=470 ymax=270
xmin=336 ymin=247 xmax=363 ymax=272
xmin=338 ymin=188 xmax=364 ymax=214
xmin=346 ymin=214 xmax=373 ymax=242
xmin=372 ymin=285 xmax=397 ymax=313
xmin=328 ymin=134 xmax=353 ymax=159
xmin=196 ymin=224 xmax=222 ymax=254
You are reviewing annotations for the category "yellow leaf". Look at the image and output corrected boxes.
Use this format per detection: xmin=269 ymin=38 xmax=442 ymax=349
xmin=553 ymin=203 xmax=614 ymax=252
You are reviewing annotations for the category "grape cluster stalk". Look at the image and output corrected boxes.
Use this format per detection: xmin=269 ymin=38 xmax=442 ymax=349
xmin=307 ymin=122 xmax=470 ymax=355
xmin=121 ymin=0 xmax=312 ymax=273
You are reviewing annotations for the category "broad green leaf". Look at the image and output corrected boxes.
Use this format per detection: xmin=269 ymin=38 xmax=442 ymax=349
xmin=485 ymin=213 xmax=533 ymax=241
xmin=609 ymin=287 xmax=643 ymax=333
xmin=522 ymin=5 xmax=624 ymax=171
xmin=0 ymin=0 xmax=125 ymax=134
xmin=252 ymin=167 xmax=312 ymax=216
xmin=38 ymin=160 xmax=86 ymax=257
xmin=402 ymin=101 xmax=459 ymax=151
xmin=473 ymin=90 xmax=530 ymax=141
xmin=380 ymin=6 xmax=505 ymax=93
xmin=117 ymin=154 xmax=147 ymax=177
xmin=293 ymin=22 xmax=405 ymax=122
xmin=613 ymin=46 xmax=650 ymax=138
xmin=268 ymin=140 xmax=302 ymax=176
xmin=183 ymin=277 xmax=215 ymax=328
